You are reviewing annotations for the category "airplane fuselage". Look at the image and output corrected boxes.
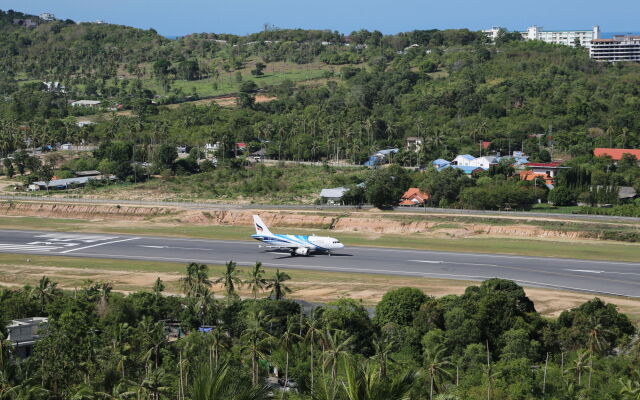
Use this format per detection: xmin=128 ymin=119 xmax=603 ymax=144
xmin=251 ymin=233 xmax=344 ymax=255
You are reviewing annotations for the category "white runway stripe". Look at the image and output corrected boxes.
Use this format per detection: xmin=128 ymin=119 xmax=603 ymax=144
xmin=0 ymin=244 xmax=59 ymax=251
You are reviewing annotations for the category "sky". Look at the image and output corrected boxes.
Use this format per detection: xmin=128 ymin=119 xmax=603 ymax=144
xmin=4 ymin=0 xmax=639 ymax=37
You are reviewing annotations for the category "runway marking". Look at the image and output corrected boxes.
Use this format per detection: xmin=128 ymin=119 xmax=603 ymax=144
xmin=0 ymin=244 xmax=60 ymax=252
xmin=59 ymin=237 xmax=140 ymax=254
xmin=567 ymin=269 xmax=604 ymax=274
xmin=408 ymin=260 xmax=443 ymax=264
xmin=139 ymin=245 xmax=215 ymax=251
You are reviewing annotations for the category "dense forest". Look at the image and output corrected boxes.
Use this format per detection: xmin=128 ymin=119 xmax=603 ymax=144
xmin=1 ymin=263 xmax=639 ymax=400
xmin=0 ymin=8 xmax=639 ymax=213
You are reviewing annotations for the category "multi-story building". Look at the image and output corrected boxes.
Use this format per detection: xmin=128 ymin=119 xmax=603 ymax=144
xmin=520 ymin=25 xmax=600 ymax=47
xmin=590 ymin=36 xmax=640 ymax=62
xmin=483 ymin=25 xmax=601 ymax=48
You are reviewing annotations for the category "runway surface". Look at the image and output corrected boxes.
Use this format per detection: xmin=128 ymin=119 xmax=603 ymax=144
xmin=0 ymin=229 xmax=639 ymax=297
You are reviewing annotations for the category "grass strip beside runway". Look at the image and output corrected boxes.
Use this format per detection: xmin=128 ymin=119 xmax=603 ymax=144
xmin=0 ymin=253 xmax=639 ymax=321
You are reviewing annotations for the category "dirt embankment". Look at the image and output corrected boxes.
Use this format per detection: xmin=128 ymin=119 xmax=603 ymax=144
xmin=0 ymin=202 xmax=175 ymax=220
xmin=0 ymin=202 xmax=618 ymax=240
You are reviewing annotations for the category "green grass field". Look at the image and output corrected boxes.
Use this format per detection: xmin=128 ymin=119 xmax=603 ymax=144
xmin=0 ymin=216 xmax=638 ymax=262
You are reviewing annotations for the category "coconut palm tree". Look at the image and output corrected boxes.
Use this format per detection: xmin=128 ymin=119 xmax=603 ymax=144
xmin=241 ymin=310 xmax=275 ymax=386
xmin=620 ymin=371 xmax=640 ymax=400
xmin=424 ymin=345 xmax=452 ymax=400
xmin=111 ymin=323 xmax=132 ymax=380
xmin=152 ymin=277 xmax=165 ymax=305
xmin=565 ymin=350 xmax=591 ymax=386
xmin=322 ymin=329 xmax=353 ymax=380
xmin=181 ymin=263 xmax=212 ymax=298
xmin=245 ymin=262 xmax=267 ymax=299
xmin=30 ymin=276 xmax=62 ymax=313
xmin=305 ymin=313 xmax=323 ymax=393
xmin=587 ymin=317 xmax=611 ymax=388
xmin=207 ymin=327 xmax=230 ymax=369
xmin=190 ymin=362 xmax=270 ymax=400
xmin=371 ymin=333 xmax=396 ymax=380
xmin=266 ymin=269 xmax=292 ymax=300
xmin=215 ymin=261 xmax=242 ymax=303
xmin=279 ymin=318 xmax=302 ymax=397
xmin=341 ymin=358 xmax=418 ymax=400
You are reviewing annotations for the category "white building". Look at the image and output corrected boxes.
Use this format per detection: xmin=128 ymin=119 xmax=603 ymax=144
xmin=39 ymin=13 xmax=55 ymax=21
xmin=71 ymin=100 xmax=101 ymax=107
xmin=470 ymin=156 xmax=498 ymax=170
xmin=7 ymin=317 xmax=48 ymax=358
xmin=590 ymin=36 xmax=640 ymax=62
xmin=452 ymin=154 xmax=475 ymax=166
xmin=482 ymin=27 xmax=503 ymax=41
xmin=520 ymin=25 xmax=601 ymax=48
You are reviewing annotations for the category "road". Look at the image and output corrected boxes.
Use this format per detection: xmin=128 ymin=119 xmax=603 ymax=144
xmin=0 ymin=229 xmax=638 ymax=297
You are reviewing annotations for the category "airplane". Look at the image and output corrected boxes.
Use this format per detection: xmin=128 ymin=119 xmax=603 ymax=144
xmin=251 ymin=215 xmax=344 ymax=256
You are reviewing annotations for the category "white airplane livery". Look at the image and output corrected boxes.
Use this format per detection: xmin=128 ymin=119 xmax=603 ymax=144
xmin=251 ymin=215 xmax=344 ymax=256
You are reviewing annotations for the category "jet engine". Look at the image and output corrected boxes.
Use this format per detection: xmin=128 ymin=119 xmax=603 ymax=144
xmin=294 ymin=247 xmax=310 ymax=256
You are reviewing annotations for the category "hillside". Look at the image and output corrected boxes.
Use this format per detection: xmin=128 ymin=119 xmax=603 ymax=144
xmin=0 ymin=8 xmax=638 ymax=215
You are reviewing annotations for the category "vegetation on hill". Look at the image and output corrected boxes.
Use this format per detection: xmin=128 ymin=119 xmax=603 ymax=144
xmin=1 ymin=268 xmax=639 ymax=400
xmin=0 ymin=8 xmax=638 ymax=214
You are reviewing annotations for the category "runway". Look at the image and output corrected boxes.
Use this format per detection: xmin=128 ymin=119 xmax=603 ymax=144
xmin=0 ymin=229 xmax=639 ymax=297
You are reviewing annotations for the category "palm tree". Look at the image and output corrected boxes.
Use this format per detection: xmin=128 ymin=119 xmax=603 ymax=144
xmin=111 ymin=323 xmax=132 ymax=380
xmin=190 ymin=362 xmax=270 ymax=400
xmin=245 ymin=262 xmax=267 ymax=299
xmin=620 ymin=371 xmax=640 ymax=400
xmin=30 ymin=276 xmax=61 ymax=313
xmin=215 ymin=261 xmax=242 ymax=302
xmin=322 ymin=329 xmax=353 ymax=380
xmin=305 ymin=313 xmax=323 ymax=393
xmin=208 ymin=327 xmax=230 ymax=368
xmin=424 ymin=345 xmax=452 ymax=400
xmin=139 ymin=369 xmax=170 ymax=400
xmin=181 ymin=263 xmax=212 ymax=298
xmin=341 ymin=358 xmax=418 ymax=400
xmin=565 ymin=350 xmax=591 ymax=386
xmin=139 ymin=317 xmax=166 ymax=373
xmin=586 ymin=317 xmax=611 ymax=388
xmin=279 ymin=318 xmax=302 ymax=398
xmin=266 ymin=269 xmax=292 ymax=300
xmin=371 ymin=333 xmax=396 ymax=380
xmin=241 ymin=311 xmax=274 ymax=386
xmin=152 ymin=277 xmax=165 ymax=304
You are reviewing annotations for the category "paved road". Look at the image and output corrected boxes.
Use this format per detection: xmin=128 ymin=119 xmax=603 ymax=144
xmin=1 ymin=196 xmax=638 ymax=223
xmin=0 ymin=229 xmax=638 ymax=297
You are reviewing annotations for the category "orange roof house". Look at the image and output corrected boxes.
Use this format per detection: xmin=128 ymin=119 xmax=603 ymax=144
xmin=594 ymin=148 xmax=640 ymax=161
xmin=519 ymin=170 xmax=555 ymax=186
xmin=399 ymin=188 xmax=430 ymax=206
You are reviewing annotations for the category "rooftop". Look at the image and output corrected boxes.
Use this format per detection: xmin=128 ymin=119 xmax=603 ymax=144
xmin=594 ymin=148 xmax=640 ymax=161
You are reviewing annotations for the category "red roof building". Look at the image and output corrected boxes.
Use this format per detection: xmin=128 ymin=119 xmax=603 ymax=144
xmin=399 ymin=188 xmax=430 ymax=206
xmin=519 ymin=170 xmax=555 ymax=185
xmin=593 ymin=148 xmax=640 ymax=161
xmin=526 ymin=162 xmax=566 ymax=178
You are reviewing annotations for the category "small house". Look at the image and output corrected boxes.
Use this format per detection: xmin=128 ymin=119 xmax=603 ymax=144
xmin=452 ymin=154 xmax=475 ymax=166
xmin=71 ymin=100 xmax=102 ymax=108
xmin=320 ymin=187 xmax=349 ymax=205
xmin=7 ymin=317 xmax=48 ymax=358
xmin=399 ymin=188 xmax=430 ymax=206
xmin=405 ymin=137 xmax=423 ymax=152
xmin=526 ymin=162 xmax=567 ymax=178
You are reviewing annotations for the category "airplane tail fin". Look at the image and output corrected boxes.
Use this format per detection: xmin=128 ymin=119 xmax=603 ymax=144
xmin=253 ymin=215 xmax=273 ymax=235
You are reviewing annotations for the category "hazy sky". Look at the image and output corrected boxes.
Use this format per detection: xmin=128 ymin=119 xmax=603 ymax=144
xmin=4 ymin=0 xmax=639 ymax=36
